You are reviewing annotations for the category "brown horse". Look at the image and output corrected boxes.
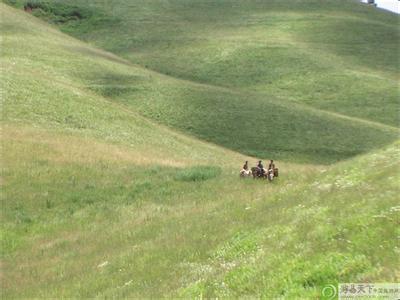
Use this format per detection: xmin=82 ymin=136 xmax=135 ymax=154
xmin=251 ymin=167 xmax=264 ymax=179
xmin=251 ymin=167 xmax=279 ymax=181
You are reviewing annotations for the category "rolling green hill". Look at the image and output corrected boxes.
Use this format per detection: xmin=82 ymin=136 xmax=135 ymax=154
xmin=1 ymin=2 xmax=399 ymax=298
xmin=3 ymin=0 xmax=399 ymax=164
xmin=7 ymin=0 xmax=399 ymax=127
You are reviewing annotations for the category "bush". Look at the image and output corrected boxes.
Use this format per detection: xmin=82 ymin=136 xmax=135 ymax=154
xmin=23 ymin=1 xmax=93 ymax=23
xmin=174 ymin=166 xmax=221 ymax=182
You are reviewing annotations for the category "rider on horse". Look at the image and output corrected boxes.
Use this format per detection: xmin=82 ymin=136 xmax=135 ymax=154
xmin=240 ymin=161 xmax=251 ymax=177
xmin=257 ymin=160 xmax=265 ymax=177
xmin=268 ymin=160 xmax=275 ymax=171
xmin=268 ymin=160 xmax=279 ymax=177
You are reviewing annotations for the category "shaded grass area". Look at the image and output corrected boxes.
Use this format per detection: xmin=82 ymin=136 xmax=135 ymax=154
xmin=175 ymin=166 xmax=221 ymax=182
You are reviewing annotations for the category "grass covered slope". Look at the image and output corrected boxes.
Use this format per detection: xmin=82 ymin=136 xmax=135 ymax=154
xmin=1 ymin=4 xmax=399 ymax=298
xmin=2 ymin=3 xmax=399 ymax=164
xmin=3 ymin=125 xmax=399 ymax=298
xmin=8 ymin=0 xmax=399 ymax=127
xmin=1 ymin=123 xmax=319 ymax=298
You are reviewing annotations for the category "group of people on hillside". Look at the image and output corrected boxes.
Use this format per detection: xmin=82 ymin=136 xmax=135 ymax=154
xmin=240 ymin=160 xmax=276 ymax=177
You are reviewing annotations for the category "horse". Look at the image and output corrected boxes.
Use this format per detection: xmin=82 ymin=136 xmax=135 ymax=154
xmin=266 ymin=168 xmax=274 ymax=181
xmin=240 ymin=169 xmax=252 ymax=178
xmin=251 ymin=167 xmax=277 ymax=181
xmin=251 ymin=167 xmax=264 ymax=179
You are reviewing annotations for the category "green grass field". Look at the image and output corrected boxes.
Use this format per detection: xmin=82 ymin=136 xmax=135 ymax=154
xmin=1 ymin=1 xmax=399 ymax=298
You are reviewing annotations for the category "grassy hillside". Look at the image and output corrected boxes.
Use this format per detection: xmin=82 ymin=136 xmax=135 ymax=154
xmin=6 ymin=0 xmax=399 ymax=127
xmin=1 ymin=3 xmax=399 ymax=298
xmin=3 ymin=124 xmax=399 ymax=298
xmin=2 ymin=2 xmax=399 ymax=164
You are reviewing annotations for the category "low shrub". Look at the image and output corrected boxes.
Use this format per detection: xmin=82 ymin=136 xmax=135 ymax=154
xmin=174 ymin=166 xmax=221 ymax=182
